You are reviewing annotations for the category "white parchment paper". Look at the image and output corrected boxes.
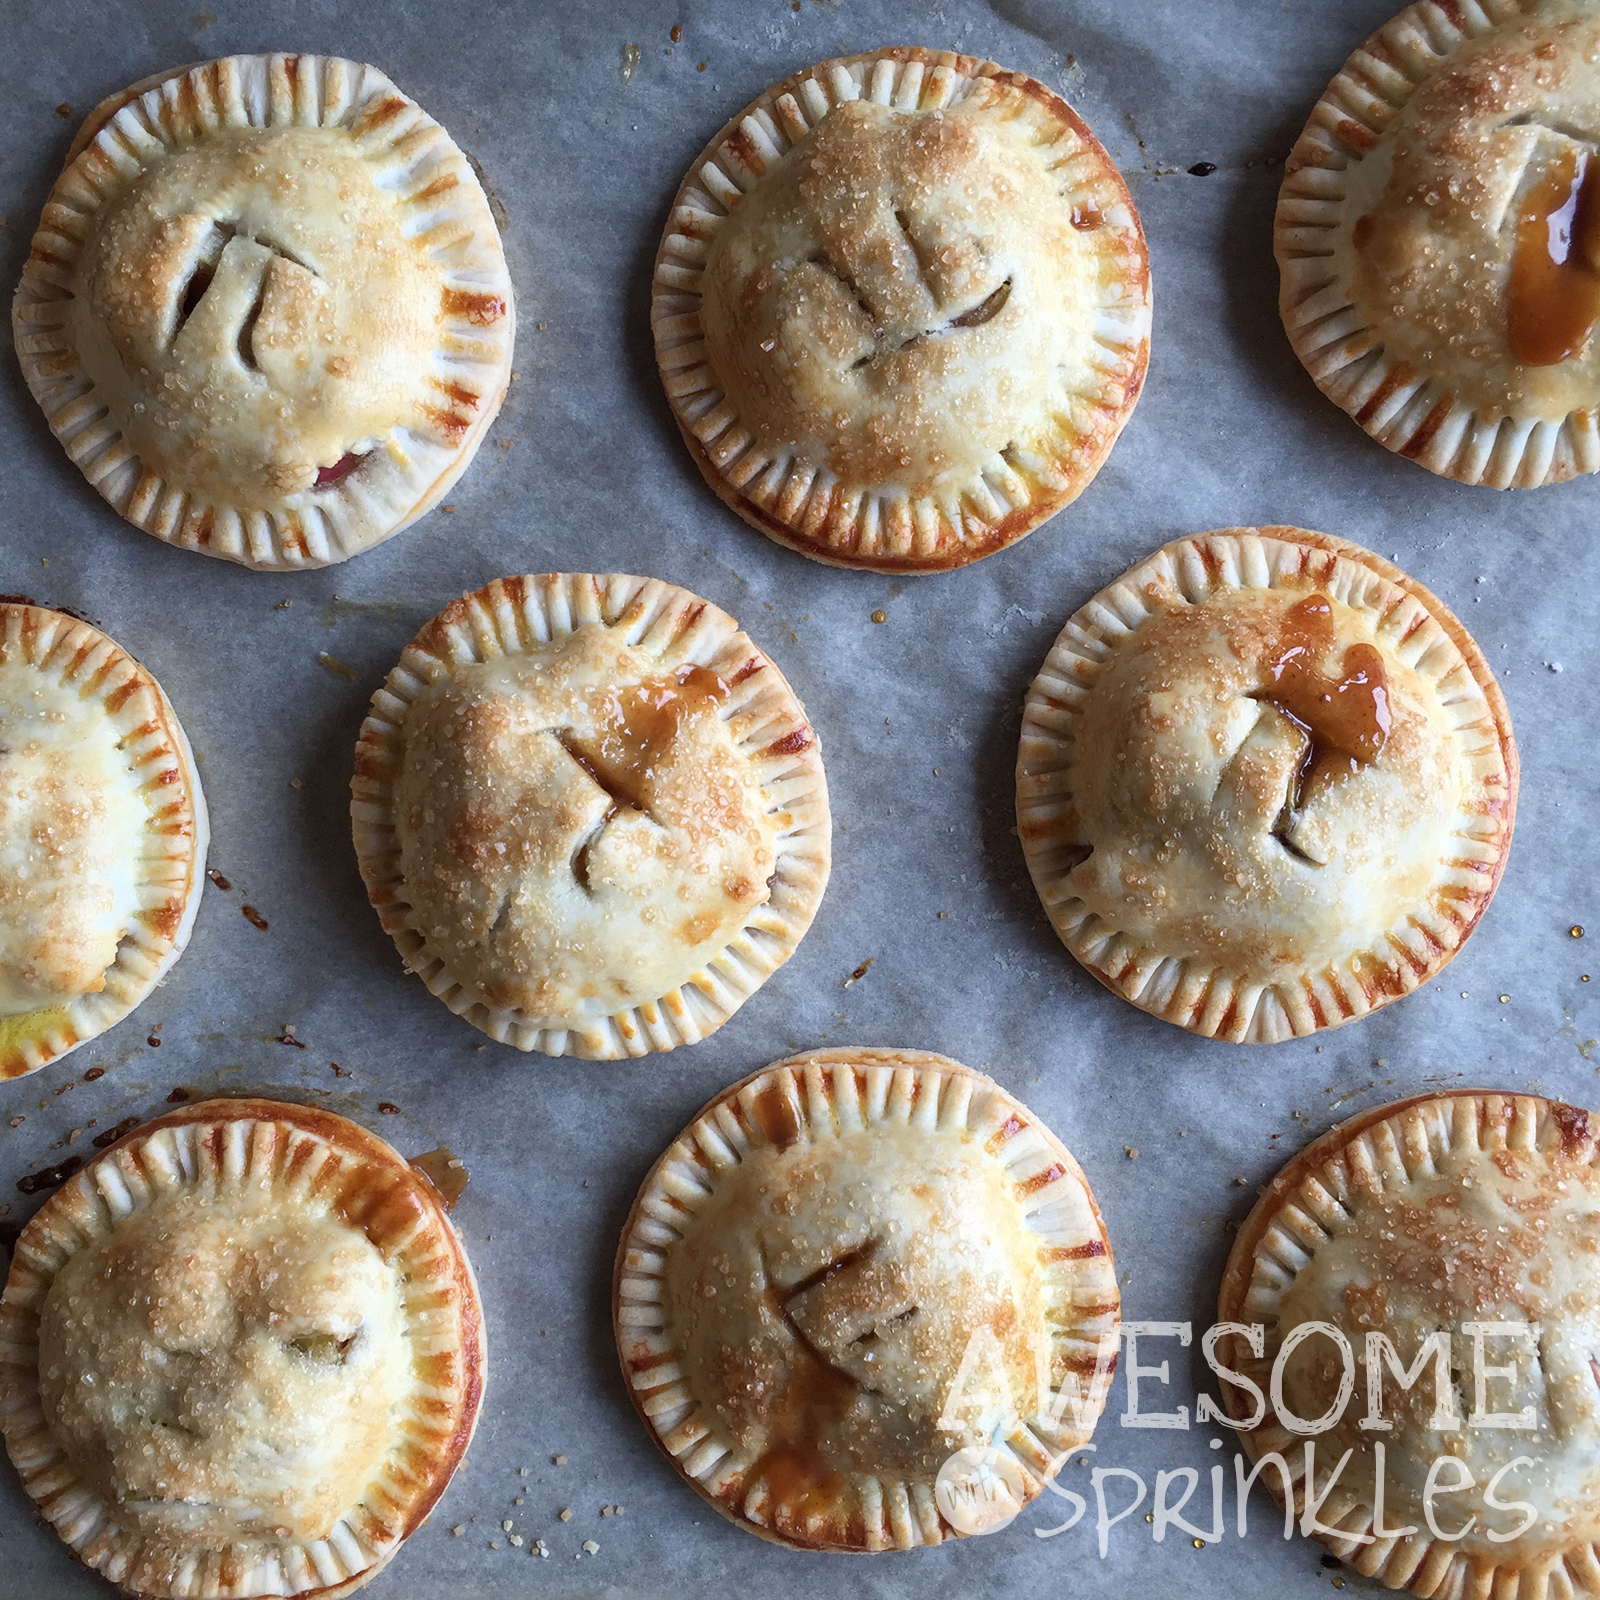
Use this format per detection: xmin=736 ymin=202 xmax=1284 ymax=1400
xmin=0 ymin=1 xmax=1594 ymax=1596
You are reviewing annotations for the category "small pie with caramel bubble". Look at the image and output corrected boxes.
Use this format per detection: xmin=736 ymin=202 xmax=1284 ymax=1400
xmin=1218 ymin=1090 xmax=1600 ymax=1595
xmin=351 ymin=573 xmax=831 ymax=1058
xmin=13 ymin=53 xmax=513 ymax=568
xmin=0 ymin=1097 xmax=483 ymax=1599
xmin=1278 ymin=0 xmax=1600 ymax=487
xmin=0 ymin=602 xmax=207 ymax=1081
xmin=613 ymin=1048 xmax=1118 ymax=1550
xmin=653 ymin=47 xmax=1150 ymax=571
xmin=1017 ymin=527 xmax=1517 ymax=1043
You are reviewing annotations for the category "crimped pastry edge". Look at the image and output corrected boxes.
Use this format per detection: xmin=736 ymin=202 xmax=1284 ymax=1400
xmin=653 ymin=45 xmax=1150 ymax=572
xmin=613 ymin=1046 xmax=1119 ymax=1551
xmin=0 ymin=604 xmax=208 ymax=1080
xmin=1015 ymin=527 xmax=1518 ymax=1043
xmin=350 ymin=572 xmax=832 ymax=1059
xmin=12 ymin=52 xmax=514 ymax=569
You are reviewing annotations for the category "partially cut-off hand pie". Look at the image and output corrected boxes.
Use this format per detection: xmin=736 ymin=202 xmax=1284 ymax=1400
xmin=351 ymin=573 xmax=830 ymax=1058
xmin=0 ymin=1097 xmax=484 ymax=1599
xmin=614 ymin=1048 xmax=1118 ymax=1550
xmin=1278 ymin=0 xmax=1600 ymax=487
xmin=0 ymin=602 xmax=206 ymax=1080
xmin=1219 ymin=1091 xmax=1600 ymax=1595
xmin=14 ymin=53 xmax=513 ymax=568
xmin=654 ymin=47 xmax=1150 ymax=571
xmin=1017 ymin=527 xmax=1516 ymax=1043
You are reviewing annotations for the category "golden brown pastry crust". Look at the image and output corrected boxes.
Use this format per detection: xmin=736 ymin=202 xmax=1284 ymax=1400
xmin=1017 ymin=528 xmax=1517 ymax=1043
xmin=351 ymin=573 xmax=830 ymax=1057
xmin=13 ymin=53 xmax=513 ymax=568
xmin=1277 ymin=0 xmax=1600 ymax=486
xmin=1219 ymin=1091 xmax=1600 ymax=1596
xmin=654 ymin=47 xmax=1150 ymax=571
xmin=614 ymin=1048 xmax=1118 ymax=1551
xmin=0 ymin=603 xmax=206 ymax=1080
xmin=0 ymin=1097 xmax=484 ymax=1600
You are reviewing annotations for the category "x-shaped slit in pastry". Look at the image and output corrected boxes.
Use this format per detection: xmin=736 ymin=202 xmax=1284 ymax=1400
xmin=760 ymin=1237 xmax=917 ymax=1397
xmin=287 ymin=1330 xmax=358 ymax=1364
xmin=169 ymin=222 xmax=367 ymax=484
xmin=807 ymin=251 xmax=881 ymax=338
xmin=844 ymin=274 xmax=1013 ymax=368
xmin=850 ymin=1304 xmax=918 ymax=1351
xmin=1269 ymin=798 xmax=1320 ymax=867
xmin=806 ymin=221 xmax=1012 ymax=371
xmin=171 ymin=219 xmax=319 ymax=370
xmin=1491 ymin=118 xmax=1593 ymax=228
xmin=894 ymin=208 xmax=938 ymax=289
xmin=236 ymin=283 xmax=266 ymax=374
xmin=556 ymin=732 xmax=651 ymax=896
xmin=173 ymin=221 xmax=235 ymax=336
xmin=891 ymin=210 xmax=1013 ymax=336
xmin=1243 ymin=597 xmax=1389 ymax=868
xmin=1500 ymin=112 xmax=1600 ymax=150
xmin=773 ymin=1237 xmax=880 ymax=1304
xmin=1495 ymin=113 xmax=1600 ymax=365
xmin=1496 ymin=113 xmax=1600 ymax=237
xmin=1234 ymin=699 xmax=1326 ymax=870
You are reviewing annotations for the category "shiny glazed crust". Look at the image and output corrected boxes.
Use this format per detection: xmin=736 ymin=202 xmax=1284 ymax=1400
xmin=13 ymin=53 xmax=513 ymax=568
xmin=0 ymin=604 xmax=207 ymax=1080
xmin=653 ymin=47 xmax=1150 ymax=571
xmin=614 ymin=1048 xmax=1119 ymax=1551
xmin=1218 ymin=1091 xmax=1600 ymax=1596
xmin=350 ymin=573 xmax=831 ymax=1058
xmin=1275 ymin=0 xmax=1600 ymax=487
xmin=0 ymin=1098 xmax=485 ymax=1599
xmin=1016 ymin=528 xmax=1517 ymax=1043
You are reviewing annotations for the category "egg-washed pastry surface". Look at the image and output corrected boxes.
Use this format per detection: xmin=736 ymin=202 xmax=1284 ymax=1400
xmin=14 ymin=53 xmax=513 ymax=568
xmin=1017 ymin=528 xmax=1516 ymax=1042
xmin=0 ymin=602 xmax=206 ymax=1080
xmin=352 ymin=573 xmax=830 ymax=1058
xmin=654 ymin=46 xmax=1149 ymax=570
xmin=615 ymin=1048 xmax=1118 ymax=1550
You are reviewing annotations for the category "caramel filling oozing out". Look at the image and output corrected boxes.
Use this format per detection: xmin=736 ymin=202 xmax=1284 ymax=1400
xmin=752 ymin=1084 xmax=803 ymax=1151
xmin=743 ymin=1084 xmax=860 ymax=1529
xmin=748 ymin=1349 xmax=854 ymax=1525
xmin=409 ymin=1144 xmax=468 ymax=1210
xmin=1508 ymin=143 xmax=1600 ymax=366
xmin=562 ymin=664 xmax=729 ymax=816
xmin=1257 ymin=594 xmax=1391 ymax=811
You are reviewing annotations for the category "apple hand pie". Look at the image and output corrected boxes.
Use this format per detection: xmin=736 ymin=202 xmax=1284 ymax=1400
xmin=14 ymin=54 xmax=513 ymax=567
xmin=1279 ymin=0 xmax=1600 ymax=486
xmin=352 ymin=574 xmax=830 ymax=1057
xmin=615 ymin=1048 xmax=1118 ymax=1549
xmin=655 ymin=47 xmax=1149 ymax=570
xmin=1018 ymin=528 xmax=1516 ymax=1042
xmin=0 ymin=602 xmax=206 ymax=1080
xmin=0 ymin=1098 xmax=484 ymax=1598
xmin=1221 ymin=1091 xmax=1600 ymax=1595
